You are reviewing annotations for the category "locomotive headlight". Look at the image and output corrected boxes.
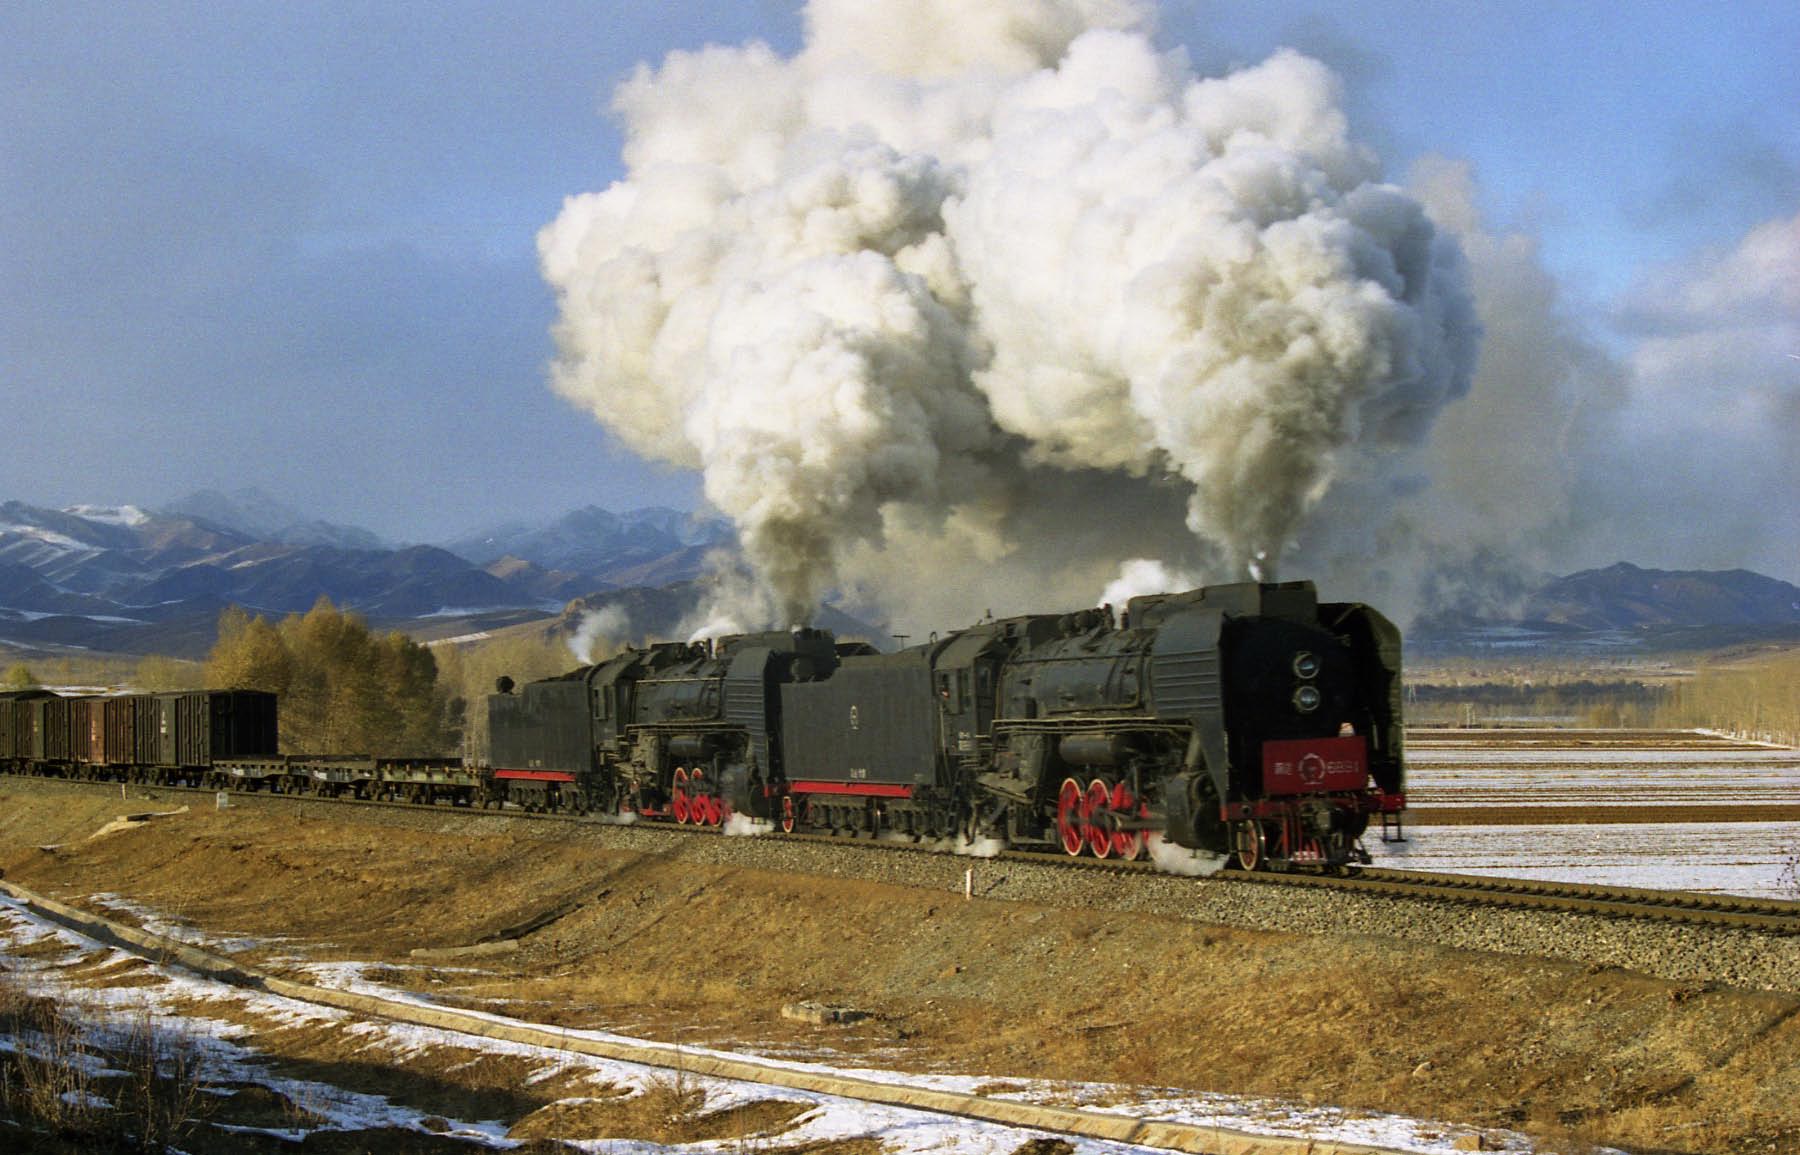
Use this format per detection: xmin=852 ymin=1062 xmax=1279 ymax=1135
xmin=1292 ymin=651 xmax=1320 ymax=679
xmin=1293 ymin=684 xmax=1322 ymax=713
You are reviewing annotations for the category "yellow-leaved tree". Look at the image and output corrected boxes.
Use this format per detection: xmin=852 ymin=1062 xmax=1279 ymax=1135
xmin=204 ymin=598 xmax=458 ymax=756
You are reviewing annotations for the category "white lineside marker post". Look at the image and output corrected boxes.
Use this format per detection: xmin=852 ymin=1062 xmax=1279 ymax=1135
xmin=216 ymin=791 xmax=229 ymax=811
xmin=964 ymin=866 xmax=973 ymax=900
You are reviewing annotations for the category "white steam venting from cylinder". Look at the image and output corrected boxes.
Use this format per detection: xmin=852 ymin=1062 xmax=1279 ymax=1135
xmin=540 ymin=0 xmax=1478 ymax=629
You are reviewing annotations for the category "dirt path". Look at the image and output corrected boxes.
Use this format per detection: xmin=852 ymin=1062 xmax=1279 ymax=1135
xmin=4 ymin=780 xmax=1797 ymax=1153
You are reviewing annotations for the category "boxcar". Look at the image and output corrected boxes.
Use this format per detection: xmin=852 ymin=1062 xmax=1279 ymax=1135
xmin=72 ymin=697 xmax=105 ymax=765
xmin=151 ymin=690 xmax=279 ymax=768
xmin=37 ymin=695 xmax=78 ymax=764
xmin=0 ymin=690 xmax=55 ymax=765
xmin=104 ymin=695 xmax=140 ymax=766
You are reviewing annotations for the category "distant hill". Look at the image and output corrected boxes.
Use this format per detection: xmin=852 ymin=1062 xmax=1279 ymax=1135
xmin=164 ymin=487 xmax=389 ymax=551
xmin=4 ymin=497 xmax=1792 ymax=663
xmin=1524 ymin=563 xmax=1800 ymax=630
xmin=444 ymin=505 xmax=733 ymax=583
xmin=1413 ymin=563 xmax=1800 ymax=654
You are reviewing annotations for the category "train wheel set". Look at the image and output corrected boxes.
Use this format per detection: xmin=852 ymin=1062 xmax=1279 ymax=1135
xmin=668 ymin=766 xmax=730 ymax=827
xmin=1053 ymin=776 xmax=1153 ymax=860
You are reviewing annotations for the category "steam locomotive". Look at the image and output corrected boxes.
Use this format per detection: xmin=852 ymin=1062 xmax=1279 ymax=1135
xmin=487 ymin=580 xmax=1405 ymax=869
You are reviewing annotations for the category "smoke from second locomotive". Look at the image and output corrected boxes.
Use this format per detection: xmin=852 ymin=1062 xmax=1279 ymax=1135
xmin=540 ymin=0 xmax=1480 ymax=632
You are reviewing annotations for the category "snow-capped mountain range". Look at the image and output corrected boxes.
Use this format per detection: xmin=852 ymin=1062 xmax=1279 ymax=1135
xmin=1 ymin=490 xmax=1795 ymax=660
xmin=0 ymin=491 xmax=734 ymax=657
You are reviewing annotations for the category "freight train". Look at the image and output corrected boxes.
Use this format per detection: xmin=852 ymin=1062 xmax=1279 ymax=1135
xmin=0 ymin=688 xmax=483 ymax=804
xmin=0 ymin=580 xmax=1405 ymax=871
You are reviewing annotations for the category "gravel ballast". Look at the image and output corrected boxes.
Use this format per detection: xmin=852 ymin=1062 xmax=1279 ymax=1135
xmin=42 ymin=778 xmax=1798 ymax=996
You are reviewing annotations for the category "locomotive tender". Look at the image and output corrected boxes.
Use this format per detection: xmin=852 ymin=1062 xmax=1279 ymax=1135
xmin=487 ymin=580 xmax=1405 ymax=869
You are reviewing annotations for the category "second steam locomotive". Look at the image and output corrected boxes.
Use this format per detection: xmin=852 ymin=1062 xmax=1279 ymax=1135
xmin=488 ymin=580 xmax=1405 ymax=870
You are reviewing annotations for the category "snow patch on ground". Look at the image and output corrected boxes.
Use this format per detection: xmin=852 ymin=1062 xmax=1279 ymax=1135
xmin=85 ymin=892 xmax=286 ymax=954
xmin=0 ymin=523 xmax=89 ymax=550
xmin=1369 ymin=821 xmax=1800 ymax=899
xmin=0 ymin=896 xmax=1586 ymax=1154
xmin=430 ymin=630 xmax=494 ymax=645
xmin=1391 ymin=737 xmax=1800 ymax=898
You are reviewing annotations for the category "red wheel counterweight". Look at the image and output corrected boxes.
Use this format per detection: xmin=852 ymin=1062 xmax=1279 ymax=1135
xmin=1056 ymin=777 xmax=1085 ymax=856
xmin=1085 ymin=778 xmax=1113 ymax=858
xmin=1233 ymin=818 xmax=1266 ymax=871
xmin=1111 ymin=780 xmax=1148 ymax=861
xmin=688 ymin=768 xmax=717 ymax=827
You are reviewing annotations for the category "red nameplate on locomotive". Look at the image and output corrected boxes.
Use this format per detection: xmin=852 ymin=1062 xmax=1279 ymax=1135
xmin=1261 ymin=735 xmax=1369 ymax=795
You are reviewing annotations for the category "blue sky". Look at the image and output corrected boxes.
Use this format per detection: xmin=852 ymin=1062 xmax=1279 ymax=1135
xmin=2 ymin=1 xmax=1795 ymax=570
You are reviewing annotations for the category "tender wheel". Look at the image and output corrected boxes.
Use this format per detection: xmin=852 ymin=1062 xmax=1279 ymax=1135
xmin=1085 ymin=778 xmax=1113 ymax=858
xmin=1055 ymin=777 xmax=1085 ymax=856
xmin=1232 ymin=819 xmax=1266 ymax=872
xmin=780 ymin=794 xmax=796 ymax=834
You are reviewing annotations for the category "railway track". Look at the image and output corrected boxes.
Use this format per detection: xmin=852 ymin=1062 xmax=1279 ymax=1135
xmin=10 ymin=770 xmax=1800 ymax=939
xmin=991 ymin=835 xmax=1800 ymax=935
xmin=1231 ymin=866 xmax=1800 ymax=935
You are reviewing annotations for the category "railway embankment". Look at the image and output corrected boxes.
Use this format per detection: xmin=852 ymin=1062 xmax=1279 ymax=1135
xmin=4 ymin=775 xmax=1800 ymax=1153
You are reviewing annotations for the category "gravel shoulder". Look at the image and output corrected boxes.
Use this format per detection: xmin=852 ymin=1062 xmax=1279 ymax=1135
xmin=4 ymin=777 xmax=1799 ymax=1154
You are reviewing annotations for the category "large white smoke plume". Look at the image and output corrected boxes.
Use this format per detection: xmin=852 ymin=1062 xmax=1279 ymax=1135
xmin=541 ymin=1 xmax=1479 ymax=630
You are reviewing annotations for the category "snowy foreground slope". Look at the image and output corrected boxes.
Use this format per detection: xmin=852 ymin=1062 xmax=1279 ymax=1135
xmin=0 ymin=895 xmax=1580 ymax=1154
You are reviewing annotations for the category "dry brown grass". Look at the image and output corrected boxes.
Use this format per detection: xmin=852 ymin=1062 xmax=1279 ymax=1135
xmin=0 ymin=969 xmax=214 ymax=1153
xmin=1406 ymin=643 xmax=1800 ymax=739
xmin=8 ymin=780 xmax=1800 ymax=1154
xmin=507 ymin=1075 xmax=811 ymax=1146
